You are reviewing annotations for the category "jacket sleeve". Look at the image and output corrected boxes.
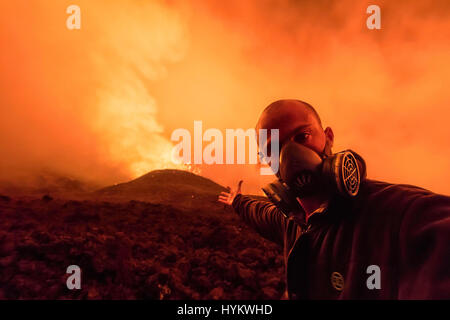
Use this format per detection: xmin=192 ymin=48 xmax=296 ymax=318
xmin=231 ymin=194 xmax=288 ymax=247
xmin=398 ymin=192 xmax=450 ymax=299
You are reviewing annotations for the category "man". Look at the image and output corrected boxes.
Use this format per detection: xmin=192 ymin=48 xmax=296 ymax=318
xmin=218 ymin=99 xmax=450 ymax=299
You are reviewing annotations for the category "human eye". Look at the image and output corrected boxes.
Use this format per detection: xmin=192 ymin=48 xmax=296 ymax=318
xmin=293 ymin=132 xmax=311 ymax=144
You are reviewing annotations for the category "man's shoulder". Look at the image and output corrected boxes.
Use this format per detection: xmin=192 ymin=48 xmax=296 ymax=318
xmin=356 ymin=179 xmax=449 ymax=213
xmin=361 ymin=179 xmax=433 ymax=198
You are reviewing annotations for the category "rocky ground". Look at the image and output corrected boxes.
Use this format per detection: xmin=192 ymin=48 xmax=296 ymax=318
xmin=0 ymin=170 xmax=285 ymax=300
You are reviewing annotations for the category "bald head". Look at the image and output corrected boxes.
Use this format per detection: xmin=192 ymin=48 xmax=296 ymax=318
xmin=256 ymin=99 xmax=333 ymax=158
xmin=256 ymin=100 xmax=322 ymax=131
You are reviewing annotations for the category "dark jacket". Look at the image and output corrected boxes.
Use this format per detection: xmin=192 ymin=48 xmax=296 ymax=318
xmin=232 ymin=177 xmax=450 ymax=299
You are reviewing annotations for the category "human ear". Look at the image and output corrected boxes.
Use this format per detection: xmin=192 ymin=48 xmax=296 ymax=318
xmin=324 ymin=127 xmax=334 ymax=152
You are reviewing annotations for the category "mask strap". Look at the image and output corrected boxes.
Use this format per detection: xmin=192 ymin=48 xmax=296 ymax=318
xmin=320 ymin=139 xmax=332 ymax=160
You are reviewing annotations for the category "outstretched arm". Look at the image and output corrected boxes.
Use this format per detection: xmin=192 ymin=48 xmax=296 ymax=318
xmin=218 ymin=181 xmax=290 ymax=247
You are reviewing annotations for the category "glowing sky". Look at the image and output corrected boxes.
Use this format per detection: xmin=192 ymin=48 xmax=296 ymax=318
xmin=0 ymin=0 xmax=449 ymax=195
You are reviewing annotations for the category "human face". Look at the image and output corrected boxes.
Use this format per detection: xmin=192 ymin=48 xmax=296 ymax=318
xmin=256 ymin=102 xmax=332 ymax=160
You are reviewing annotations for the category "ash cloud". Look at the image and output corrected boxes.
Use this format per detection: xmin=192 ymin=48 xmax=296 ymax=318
xmin=0 ymin=1 xmax=448 ymax=195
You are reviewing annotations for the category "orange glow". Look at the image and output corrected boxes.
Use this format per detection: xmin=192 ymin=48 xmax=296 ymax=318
xmin=0 ymin=1 xmax=449 ymax=195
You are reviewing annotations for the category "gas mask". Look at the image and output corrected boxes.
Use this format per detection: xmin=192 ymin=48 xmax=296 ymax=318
xmin=261 ymin=140 xmax=361 ymax=218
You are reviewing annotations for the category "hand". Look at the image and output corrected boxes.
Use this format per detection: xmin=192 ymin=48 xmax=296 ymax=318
xmin=218 ymin=180 xmax=243 ymax=206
